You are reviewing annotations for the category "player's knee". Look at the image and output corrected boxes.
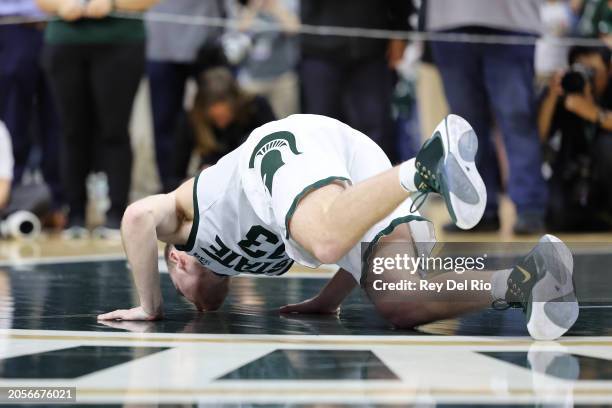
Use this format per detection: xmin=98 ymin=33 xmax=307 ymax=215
xmin=311 ymin=239 xmax=346 ymax=265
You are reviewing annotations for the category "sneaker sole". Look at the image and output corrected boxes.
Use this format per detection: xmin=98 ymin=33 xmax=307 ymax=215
xmin=436 ymin=114 xmax=487 ymax=230
xmin=526 ymin=235 xmax=579 ymax=340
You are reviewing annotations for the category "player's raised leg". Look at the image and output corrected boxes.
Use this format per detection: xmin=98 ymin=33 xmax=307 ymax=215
xmin=290 ymin=114 xmax=486 ymax=264
xmin=399 ymin=114 xmax=487 ymax=230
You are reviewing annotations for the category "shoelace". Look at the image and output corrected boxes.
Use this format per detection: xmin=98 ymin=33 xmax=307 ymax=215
xmin=409 ymin=191 xmax=430 ymax=213
xmin=409 ymin=162 xmax=440 ymax=213
xmin=492 ymin=277 xmax=528 ymax=311
xmin=492 ymin=299 xmax=511 ymax=310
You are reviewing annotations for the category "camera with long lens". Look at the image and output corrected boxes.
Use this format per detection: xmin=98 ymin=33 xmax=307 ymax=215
xmin=561 ymin=63 xmax=596 ymax=94
xmin=0 ymin=211 xmax=41 ymax=240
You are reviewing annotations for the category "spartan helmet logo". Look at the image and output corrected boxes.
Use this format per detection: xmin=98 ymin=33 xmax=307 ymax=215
xmin=249 ymin=131 xmax=302 ymax=194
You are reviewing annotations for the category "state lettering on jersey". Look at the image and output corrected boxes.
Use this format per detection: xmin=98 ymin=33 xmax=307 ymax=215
xmin=199 ymin=225 xmax=293 ymax=276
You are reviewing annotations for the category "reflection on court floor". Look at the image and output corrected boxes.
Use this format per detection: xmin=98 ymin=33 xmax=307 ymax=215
xmin=0 ymin=258 xmax=611 ymax=406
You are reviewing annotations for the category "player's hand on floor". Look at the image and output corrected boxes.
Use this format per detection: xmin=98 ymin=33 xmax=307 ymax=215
xmin=279 ymin=298 xmax=339 ymax=315
xmin=98 ymin=319 xmax=156 ymax=333
xmin=97 ymin=306 xmax=162 ymax=321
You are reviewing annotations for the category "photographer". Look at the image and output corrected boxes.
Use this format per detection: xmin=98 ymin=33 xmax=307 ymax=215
xmin=538 ymin=45 xmax=612 ymax=231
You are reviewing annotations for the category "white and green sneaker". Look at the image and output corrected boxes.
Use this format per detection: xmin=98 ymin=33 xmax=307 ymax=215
xmin=495 ymin=235 xmax=580 ymax=340
xmin=406 ymin=114 xmax=487 ymax=230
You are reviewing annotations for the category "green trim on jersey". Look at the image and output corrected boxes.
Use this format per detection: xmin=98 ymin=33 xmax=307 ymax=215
xmin=360 ymin=214 xmax=429 ymax=287
xmin=284 ymin=176 xmax=351 ymax=239
xmin=175 ymin=173 xmax=201 ymax=252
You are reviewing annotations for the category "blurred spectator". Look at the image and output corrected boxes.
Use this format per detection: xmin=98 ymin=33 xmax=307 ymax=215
xmin=0 ymin=122 xmax=13 ymax=211
xmin=576 ymin=0 xmax=612 ymax=46
xmin=235 ymin=0 xmax=300 ymax=119
xmin=538 ymin=45 xmax=612 ymax=231
xmin=0 ymin=0 xmax=64 ymax=228
xmin=146 ymin=0 xmax=227 ymax=193
xmin=415 ymin=0 xmax=450 ymax=149
xmin=170 ymin=67 xmax=275 ymax=186
xmin=428 ymin=0 xmax=548 ymax=234
xmin=0 ymin=121 xmax=51 ymax=225
xmin=299 ymin=0 xmax=413 ymax=163
xmin=37 ymin=0 xmax=157 ymax=238
xmin=536 ymin=0 xmax=574 ymax=81
xmin=393 ymin=42 xmax=423 ymax=161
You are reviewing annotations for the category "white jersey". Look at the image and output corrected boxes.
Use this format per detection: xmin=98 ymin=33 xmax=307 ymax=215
xmin=176 ymin=115 xmax=435 ymax=282
xmin=175 ymin=146 xmax=294 ymax=277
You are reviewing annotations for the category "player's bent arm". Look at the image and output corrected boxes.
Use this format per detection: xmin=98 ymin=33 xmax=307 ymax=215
xmin=99 ymin=179 xmax=195 ymax=321
xmin=280 ymin=268 xmax=356 ymax=314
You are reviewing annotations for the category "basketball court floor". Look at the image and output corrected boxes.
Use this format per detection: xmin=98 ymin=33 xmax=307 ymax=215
xmin=0 ymin=202 xmax=609 ymax=407
xmin=1 ymin=227 xmax=612 ymax=407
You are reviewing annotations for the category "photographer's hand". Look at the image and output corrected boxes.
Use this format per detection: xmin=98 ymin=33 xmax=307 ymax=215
xmin=538 ymin=71 xmax=565 ymax=140
xmin=564 ymin=83 xmax=612 ymax=131
xmin=564 ymin=94 xmax=599 ymax=123
xmin=549 ymin=71 xmax=565 ymax=98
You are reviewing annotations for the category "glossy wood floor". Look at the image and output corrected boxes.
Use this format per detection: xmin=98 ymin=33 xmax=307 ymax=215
xmin=0 ymin=251 xmax=610 ymax=406
xmin=0 ymin=198 xmax=611 ymax=406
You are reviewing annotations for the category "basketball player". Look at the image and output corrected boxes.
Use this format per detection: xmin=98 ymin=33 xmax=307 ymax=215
xmin=98 ymin=114 xmax=579 ymax=340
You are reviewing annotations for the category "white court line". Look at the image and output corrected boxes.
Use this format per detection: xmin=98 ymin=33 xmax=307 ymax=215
xmin=7 ymin=329 xmax=612 ymax=349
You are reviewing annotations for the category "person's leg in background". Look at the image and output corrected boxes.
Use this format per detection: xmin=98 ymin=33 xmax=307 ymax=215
xmin=483 ymin=42 xmax=548 ymax=234
xmin=431 ymin=40 xmax=501 ymax=230
xmin=37 ymin=68 xmax=64 ymax=216
xmin=300 ymin=58 xmax=344 ymax=119
xmin=168 ymin=113 xmax=195 ymax=191
xmin=28 ymin=31 xmax=65 ymax=229
xmin=43 ymin=44 xmax=93 ymax=230
xmin=90 ymin=43 xmax=145 ymax=229
xmin=0 ymin=25 xmax=41 ymax=185
xmin=146 ymin=61 xmax=190 ymax=193
xmin=345 ymin=57 xmax=397 ymax=163
xmin=2 ymin=182 xmax=51 ymax=219
xmin=416 ymin=62 xmax=449 ymax=143
xmin=267 ymin=71 xmax=299 ymax=119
